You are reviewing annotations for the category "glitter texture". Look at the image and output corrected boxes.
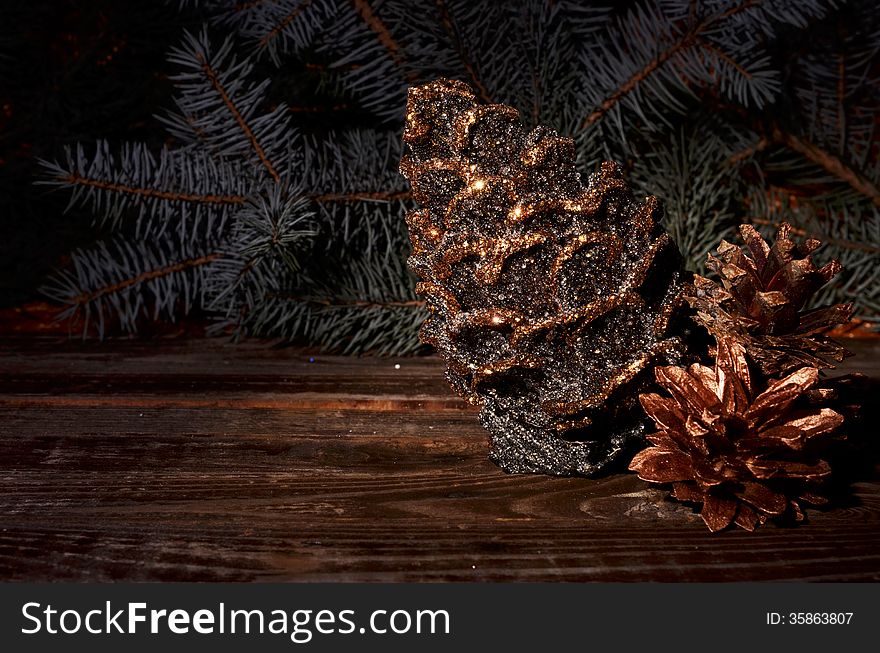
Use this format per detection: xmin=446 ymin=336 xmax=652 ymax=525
xmin=400 ymin=78 xmax=689 ymax=476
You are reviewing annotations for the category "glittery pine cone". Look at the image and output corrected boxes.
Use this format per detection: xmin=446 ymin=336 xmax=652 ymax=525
xmin=400 ymin=78 xmax=690 ymax=476
xmin=630 ymin=337 xmax=843 ymax=532
xmin=686 ymin=223 xmax=853 ymax=377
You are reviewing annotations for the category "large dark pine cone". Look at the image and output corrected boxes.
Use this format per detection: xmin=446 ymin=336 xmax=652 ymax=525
xmin=399 ymin=78 xmax=690 ymax=476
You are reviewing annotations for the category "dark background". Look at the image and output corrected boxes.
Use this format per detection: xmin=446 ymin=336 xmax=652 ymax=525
xmin=0 ymin=1 xmax=193 ymax=309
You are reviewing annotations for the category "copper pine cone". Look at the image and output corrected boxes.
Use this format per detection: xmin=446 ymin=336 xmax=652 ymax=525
xmin=399 ymin=78 xmax=690 ymax=476
xmin=686 ymin=223 xmax=853 ymax=377
xmin=629 ymin=337 xmax=844 ymax=532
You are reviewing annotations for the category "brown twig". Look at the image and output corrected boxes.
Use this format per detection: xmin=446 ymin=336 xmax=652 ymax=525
xmin=72 ymin=254 xmax=222 ymax=306
xmin=695 ymin=37 xmax=753 ymax=80
xmin=748 ymin=217 xmax=880 ymax=254
xmin=196 ymin=53 xmax=281 ymax=183
xmin=581 ymin=0 xmax=761 ymax=129
xmin=351 ymin=0 xmax=419 ymax=82
xmin=258 ymin=0 xmax=313 ymax=51
xmin=63 ymin=174 xmax=409 ymax=206
xmin=435 ymin=0 xmax=492 ymax=103
xmin=770 ymin=125 xmax=880 ymax=207
xmin=582 ymin=34 xmax=696 ymax=128
xmin=61 ymin=173 xmax=245 ymax=205
xmin=727 ymin=137 xmax=769 ymax=165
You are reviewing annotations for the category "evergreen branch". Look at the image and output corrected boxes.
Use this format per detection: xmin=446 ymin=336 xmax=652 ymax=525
xmin=434 ymin=0 xmax=492 ymax=103
xmin=718 ymin=0 xmax=762 ymax=21
xmin=38 ymin=0 xmax=880 ymax=343
xmin=58 ymin=171 xmax=246 ymax=206
xmin=748 ymin=217 xmax=880 ymax=254
xmin=39 ymin=142 xmax=252 ymax=236
xmin=695 ymin=37 xmax=752 ymax=80
xmin=770 ymin=124 xmax=880 ymax=207
xmin=304 ymin=61 xmax=361 ymax=71
xmin=299 ymin=128 xmax=408 ymax=196
xmin=350 ymin=0 xmax=418 ymax=82
xmin=195 ymin=50 xmax=282 ymax=182
xmin=727 ymin=137 xmax=769 ymax=164
xmin=258 ymin=0 xmax=313 ymax=50
xmin=629 ymin=125 xmax=738 ymax=274
xmin=72 ymin=253 xmax=222 ymax=305
xmin=206 ymin=188 xmax=317 ymax=323
xmin=42 ymin=233 xmax=223 ymax=337
xmin=581 ymin=0 xmax=767 ymax=128
xmin=582 ymin=31 xmax=695 ymax=128
xmin=164 ymin=31 xmax=297 ymax=177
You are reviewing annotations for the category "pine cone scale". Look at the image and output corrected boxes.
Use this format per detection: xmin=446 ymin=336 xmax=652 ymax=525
xmin=702 ymin=495 xmax=738 ymax=532
xmin=630 ymin=447 xmax=695 ymax=483
xmin=746 ymin=367 xmax=818 ymax=427
xmin=736 ymin=482 xmax=788 ymax=516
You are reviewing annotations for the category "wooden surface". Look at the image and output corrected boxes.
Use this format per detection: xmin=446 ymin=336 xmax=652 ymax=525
xmin=0 ymin=336 xmax=878 ymax=582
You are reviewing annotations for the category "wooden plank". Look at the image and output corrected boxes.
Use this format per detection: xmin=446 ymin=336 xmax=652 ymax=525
xmin=0 ymin=336 xmax=878 ymax=581
xmin=0 ymin=337 xmax=466 ymax=410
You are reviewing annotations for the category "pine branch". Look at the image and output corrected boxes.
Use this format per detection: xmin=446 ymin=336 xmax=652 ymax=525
xmin=163 ymin=30 xmax=296 ymax=177
xmin=39 ymin=142 xmax=251 ymax=236
xmin=236 ymin=237 xmax=426 ymax=355
xmin=770 ymin=124 xmax=880 ymax=207
xmin=629 ymin=124 xmax=739 ymax=274
xmin=748 ymin=216 xmax=880 ymax=254
xmin=288 ymin=103 xmax=351 ymax=113
xmin=194 ymin=49 xmax=281 ymax=182
xmin=580 ymin=0 xmax=792 ymax=129
xmin=206 ymin=187 xmax=317 ymax=326
xmin=258 ymin=0 xmax=313 ymax=50
xmin=694 ymin=37 xmax=752 ymax=81
xmin=42 ymin=234 xmax=223 ymax=337
xmin=270 ymin=293 xmax=425 ymax=309
xmin=582 ymin=28 xmax=696 ymax=128
xmin=350 ymin=0 xmax=417 ymax=81
xmin=727 ymin=137 xmax=769 ymax=164
xmin=434 ymin=0 xmax=492 ymax=103
xmin=71 ymin=253 xmax=222 ymax=305
xmin=39 ymin=0 xmax=880 ymax=345
xmin=57 ymin=171 xmax=245 ymax=206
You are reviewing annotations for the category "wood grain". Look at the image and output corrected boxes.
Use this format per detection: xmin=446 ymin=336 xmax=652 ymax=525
xmin=0 ymin=337 xmax=878 ymax=581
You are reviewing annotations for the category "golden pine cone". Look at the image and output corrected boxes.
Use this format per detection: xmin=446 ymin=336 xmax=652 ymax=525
xmin=687 ymin=223 xmax=853 ymax=376
xmin=630 ymin=337 xmax=844 ymax=531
